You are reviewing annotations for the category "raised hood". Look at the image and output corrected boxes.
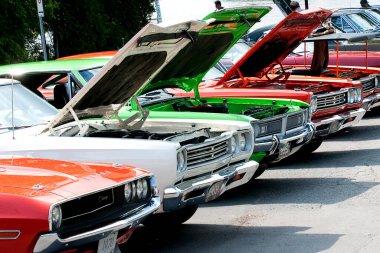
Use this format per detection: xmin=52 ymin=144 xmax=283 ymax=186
xmin=0 ymin=157 xmax=145 ymax=199
xmin=217 ymin=8 xmax=333 ymax=84
xmin=140 ymin=6 xmax=272 ymax=95
xmin=46 ymin=20 xmax=208 ymax=129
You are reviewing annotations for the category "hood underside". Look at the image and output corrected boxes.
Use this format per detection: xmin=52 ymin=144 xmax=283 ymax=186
xmin=140 ymin=6 xmax=272 ymax=94
xmin=46 ymin=20 xmax=207 ymax=129
xmin=217 ymin=8 xmax=333 ymax=84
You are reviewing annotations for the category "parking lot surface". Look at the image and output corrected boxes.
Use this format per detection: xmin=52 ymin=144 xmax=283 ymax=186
xmin=124 ymin=109 xmax=380 ymax=253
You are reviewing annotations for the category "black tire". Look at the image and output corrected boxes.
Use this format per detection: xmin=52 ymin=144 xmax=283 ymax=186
xmin=252 ymin=163 xmax=268 ymax=179
xmin=143 ymin=205 xmax=199 ymax=227
xmin=298 ymin=137 xmax=324 ymax=155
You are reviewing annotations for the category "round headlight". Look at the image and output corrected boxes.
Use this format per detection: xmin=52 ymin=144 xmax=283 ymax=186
xmin=124 ymin=183 xmax=132 ymax=202
xmin=136 ymin=179 xmax=144 ymax=199
xmin=348 ymin=88 xmax=355 ymax=104
xmin=239 ymin=133 xmax=246 ymax=151
xmin=310 ymin=96 xmax=318 ymax=113
xmin=131 ymin=181 xmax=137 ymax=200
xmin=51 ymin=205 xmax=62 ymax=230
xmin=355 ymin=87 xmax=362 ymax=102
xmin=231 ymin=136 xmax=237 ymax=153
xmin=142 ymin=179 xmax=149 ymax=199
xmin=177 ymin=149 xmax=186 ymax=173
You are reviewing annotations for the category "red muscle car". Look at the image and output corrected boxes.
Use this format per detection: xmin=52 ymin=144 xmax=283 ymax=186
xmin=0 ymin=156 xmax=159 ymax=253
xmin=279 ymin=32 xmax=380 ymax=110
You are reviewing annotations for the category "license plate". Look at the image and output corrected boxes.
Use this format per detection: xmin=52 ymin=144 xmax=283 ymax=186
xmin=279 ymin=143 xmax=291 ymax=158
xmin=97 ymin=231 xmax=118 ymax=253
xmin=205 ymin=181 xmax=225 ymax=202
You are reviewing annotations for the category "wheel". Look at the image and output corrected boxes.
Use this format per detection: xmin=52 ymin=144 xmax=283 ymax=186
xmin=143 ymin=205 xmax=199 ymax=227
xmin=252 ymin=163 xmax=268 ymax=179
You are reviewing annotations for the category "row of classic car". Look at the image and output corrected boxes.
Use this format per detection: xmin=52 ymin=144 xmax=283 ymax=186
xmin=1 ymin=5 xmax=379 ymax=252
xmin=0 ymin=7 xmax=268 ymax=252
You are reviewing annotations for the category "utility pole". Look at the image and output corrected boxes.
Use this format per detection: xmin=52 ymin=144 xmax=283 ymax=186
xmin=154 ymin=0 xmax=162 ymax=23
xmin=36 ymin=0 xmax=47 ymax=61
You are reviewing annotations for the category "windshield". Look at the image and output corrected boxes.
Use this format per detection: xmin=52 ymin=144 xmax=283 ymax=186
xmin=222 ymin=41 xmax=251 ymax=63
xmin=293 ymin=42 xmax=315 ymax=55
xmin=0 ymin=83 xmax=58 ymax=129
xmin=367 ymin=9 xmax=380 ymax=25
xmin=347 ymin=13 xmax=378 ymax=32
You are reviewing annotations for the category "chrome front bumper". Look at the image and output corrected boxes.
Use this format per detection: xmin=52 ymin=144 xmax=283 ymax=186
xmin=33 ymin=197 xmax=160 ymax=253
xmin=363 ymin=93 xmax=380 ymax=110
xmin=313 ymin=108 xmax=366 ymax=137
xmin=253 ymin=123 xmax=314 ymax=162
xmin=162 ymin=160 xmax=258 ymax=211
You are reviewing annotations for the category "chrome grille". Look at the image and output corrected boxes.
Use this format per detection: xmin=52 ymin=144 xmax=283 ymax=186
xmin=187 ymin=140 xmax=229 ymax=167
xmin=257 ymin=118 xmax=282 ymax=138
xmin=361 ymin=77 xmax=376 ymax=92
xmin=286 ymin=111 xmax=305 ymax=130
xmin=317 ymin=91 xmax=347 ymax=110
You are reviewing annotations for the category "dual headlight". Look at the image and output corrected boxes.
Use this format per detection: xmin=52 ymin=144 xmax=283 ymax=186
xmin=124 ymin=178 xmax=150 ymax=202
xmin=310 ymin=96 xmax=318 ymax=113
xmin=347 ymin=87 xmax=362 ymax=104
xmin=176 ymin=148 xmax=187 ymax=173
xmin=231 ymin=131 xmax=251 ymax=154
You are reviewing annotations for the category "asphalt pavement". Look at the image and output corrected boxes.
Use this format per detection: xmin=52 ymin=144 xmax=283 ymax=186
xmin=123 ymin=108 xmax=380 ymax=253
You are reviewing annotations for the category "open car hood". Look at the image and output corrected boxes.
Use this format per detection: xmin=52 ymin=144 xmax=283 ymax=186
xmin=139 ymin=6 xmax=272 ymax=95
xmin=217 ymin=8 xmax=333 ymax=84
xmin=45 ymin=20 xmax=208 ymax=129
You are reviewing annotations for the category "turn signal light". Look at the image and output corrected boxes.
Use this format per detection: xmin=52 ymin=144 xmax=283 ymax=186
xmin=0 ymin=230 xmax=20 ymax=239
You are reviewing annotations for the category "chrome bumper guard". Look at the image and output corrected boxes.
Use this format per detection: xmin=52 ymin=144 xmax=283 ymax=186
xmin=313 ymin=108 xmax=366 ymax=137
xmin=163 ymin=161 xmax=258 ymax=211
xmin=253 ymin=123 xmax=314 ymax=159
xmin=33 ymin=197 xmax=160 ymax=253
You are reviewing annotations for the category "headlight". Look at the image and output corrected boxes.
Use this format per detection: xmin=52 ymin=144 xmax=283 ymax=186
xmin=50 ymin=205 xmax=62 ymax=230
xmin=176 ymin=149 xmax=187 ymax=173
xmin=354 ymin=87 xmax=362 ymax=103
xmin=230 ymin=136 xmax=238 ymax=153
xmin=136 ymin=179 xmax=144 ymax=200
xmin=310 ymin=96 xmax=318 ymax=113
xmin=142 ymin=179 xmax=149 ymax=199
xmin=375 ymin=75 xmax=380 ymax=88
xmin=239 ymin=132 xmax=251 ymax=151
xmin=124 ymin=183 xmax=133 ymax=202
xmin=347 ymin=88 xmax=357 ymax=104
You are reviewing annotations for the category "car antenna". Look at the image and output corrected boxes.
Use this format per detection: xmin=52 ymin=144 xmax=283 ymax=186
xmin=11 ymin=73 xmax=15 ymax=140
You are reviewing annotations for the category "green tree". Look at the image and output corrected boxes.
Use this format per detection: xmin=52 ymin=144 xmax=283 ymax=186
xmin=0 ymin=0 xmax=155 ymax=64
xmin=0 ymin=1 xmax=38 ymax=64
xmin=45 ymin=0 xmax=155 ymax=58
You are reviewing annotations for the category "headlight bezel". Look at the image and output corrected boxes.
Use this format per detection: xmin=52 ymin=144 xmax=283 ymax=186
xmin=124 ymin=183 xmax=133 ymax=202
xmin=49 ymin=205 xmax=62 ymax=231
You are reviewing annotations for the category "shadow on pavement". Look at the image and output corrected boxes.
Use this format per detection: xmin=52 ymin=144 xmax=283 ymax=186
xmin=276 ymin=148 xmax=380 ymax=168
xmin=205 ymin=177 xmax=377 ymax=207
xmin=122 ymin=224 xmax=341 ymax=253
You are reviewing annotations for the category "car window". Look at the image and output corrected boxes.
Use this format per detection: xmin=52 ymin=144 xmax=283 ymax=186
xmin=347 ymin=13 xmax=378 ymax=32
xmin=79 ymin=67 xmax=102 ymax=82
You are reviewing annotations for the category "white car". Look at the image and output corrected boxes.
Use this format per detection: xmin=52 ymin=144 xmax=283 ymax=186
xmin=0 ymin=17 xmax=259 ymax=224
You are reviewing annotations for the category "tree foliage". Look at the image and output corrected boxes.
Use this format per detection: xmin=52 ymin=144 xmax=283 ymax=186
xmin=0 ymin=0 xmax=155 ymax=64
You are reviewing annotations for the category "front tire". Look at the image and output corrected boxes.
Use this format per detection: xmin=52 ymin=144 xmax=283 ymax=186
xmin=143 ymin=205 xmax=199 ymax=226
